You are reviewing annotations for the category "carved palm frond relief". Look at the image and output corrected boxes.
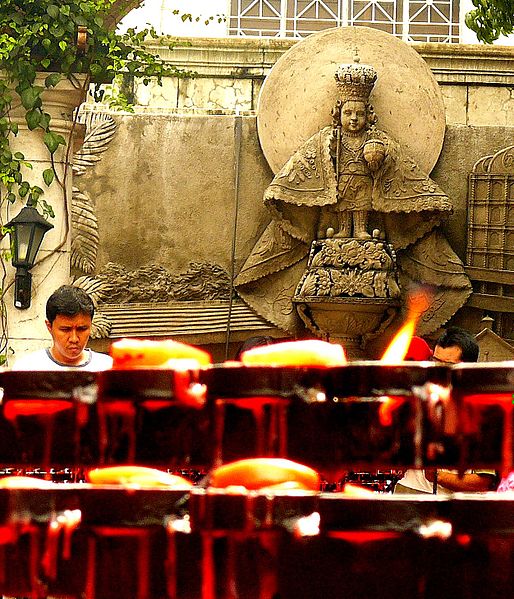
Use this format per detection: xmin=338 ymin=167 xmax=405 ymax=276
xmin=73 ymin=112 xmax=117 ymax=176
xmin=71 ymin=188 xmax=99 ymax=274
xmin=72 ymin=275 xmax=113 ymax=339
xmin=71 ymin=112 xmax=117 ymax=275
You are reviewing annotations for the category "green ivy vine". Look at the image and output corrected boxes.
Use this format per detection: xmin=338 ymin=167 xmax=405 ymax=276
xmin=0 ymin=0 xmax=190 ymax=209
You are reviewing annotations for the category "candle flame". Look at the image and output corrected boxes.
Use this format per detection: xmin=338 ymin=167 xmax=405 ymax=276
xmin=378 ymin=288 xmax=433 ymax=424
xmin=380 ymin=319 xmax=417 ymax=364
xmin=381 ymin=287 xmax=432 ymax=363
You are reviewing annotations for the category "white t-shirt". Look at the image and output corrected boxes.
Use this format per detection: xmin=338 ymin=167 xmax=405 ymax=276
xmin=12 ymin=348 xmax=113 ymax=371
xmin=396 ymin=469 xmax=452 ymax=494
xmin=397 ymin=468 xmax=496 ymax=494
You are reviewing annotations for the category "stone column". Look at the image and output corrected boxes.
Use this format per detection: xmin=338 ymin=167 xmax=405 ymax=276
xmin=1 ymin=74 xmax=87 ymax=363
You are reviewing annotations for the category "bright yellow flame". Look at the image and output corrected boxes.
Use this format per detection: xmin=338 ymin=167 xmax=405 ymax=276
xmin=380 ymin=287 xmax=432 ymax=363
xmin=381 ymin=319 xmax=416 ymax=363
xmin=378 ymin=288 xmax=433 ymax=425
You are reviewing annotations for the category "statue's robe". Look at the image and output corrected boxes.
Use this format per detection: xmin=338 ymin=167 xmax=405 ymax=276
xmin=235 ymin=127 xmax=471 ymax=336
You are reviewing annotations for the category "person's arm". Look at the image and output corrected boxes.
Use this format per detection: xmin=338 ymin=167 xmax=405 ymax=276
xmin=425 ymin=469 xmax=496 ymax=492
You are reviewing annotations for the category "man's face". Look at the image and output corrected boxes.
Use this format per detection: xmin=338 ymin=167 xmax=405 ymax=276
xmin=432 ymin=345 xmax=462 ymax=364
xmin=46 ymin=313 xmax=92 ymax=365
xmin=341 ymin=101 xmax=367 ymax=133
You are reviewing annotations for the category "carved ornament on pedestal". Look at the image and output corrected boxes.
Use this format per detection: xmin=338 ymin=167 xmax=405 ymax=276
xmin=293 ymin=238 xmax=400 ymax=356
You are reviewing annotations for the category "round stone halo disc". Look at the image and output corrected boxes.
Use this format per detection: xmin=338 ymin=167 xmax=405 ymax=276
xmin=257 ymin=26 xmax=445 ymax=175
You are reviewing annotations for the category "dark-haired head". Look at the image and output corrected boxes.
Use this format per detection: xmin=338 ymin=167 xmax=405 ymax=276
xmin=434 ymin=326 xmax=479 ymax=363
xmin=46 ymin=285 xmax=94 ymax=325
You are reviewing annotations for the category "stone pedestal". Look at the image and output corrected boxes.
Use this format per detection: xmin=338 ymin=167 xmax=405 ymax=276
xmin=296 ymin=298 xmax=398 ymax=358
xmin=293 ymin=237 xmax=400 ymax=358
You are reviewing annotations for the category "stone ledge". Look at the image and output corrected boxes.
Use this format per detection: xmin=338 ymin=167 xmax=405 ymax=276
xmin=145 ymin=37 xmax=514 ymax=85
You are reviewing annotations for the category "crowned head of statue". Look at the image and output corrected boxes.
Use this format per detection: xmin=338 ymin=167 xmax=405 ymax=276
xmin=334 ymin=55 xmax=378 ymax=135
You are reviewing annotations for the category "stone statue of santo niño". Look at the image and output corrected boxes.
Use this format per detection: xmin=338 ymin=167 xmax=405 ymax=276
xmin=235 ymin=38 xmax=472 ymax=341
xmin=319 ymin=58 xmax=441 ymax=241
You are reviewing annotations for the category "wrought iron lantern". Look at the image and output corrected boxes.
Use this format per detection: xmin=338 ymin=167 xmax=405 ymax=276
xmin=6 ymin=205 xmax=54 ymax=309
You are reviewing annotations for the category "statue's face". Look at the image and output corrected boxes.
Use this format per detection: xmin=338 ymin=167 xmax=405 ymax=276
xmin=341 ymin=101 xmax=367 ymax=133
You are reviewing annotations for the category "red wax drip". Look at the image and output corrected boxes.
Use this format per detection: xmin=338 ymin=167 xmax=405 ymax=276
xmin=97 ymin=401 xmax=136 ymax=463
xmin=140 ymin=400 xmax=174 ymax=412
xmin=0 ymin=525 xmax=17 ymax=544
xmin=201 ymin=532 xmax=216 ymax=599
xmin=3 ymin=400 xmax=72 ymax=419
xmin=165 ymin=525 xmax=177 ymax=599
xmin=378 ymin=396 xmax=406 ymax=427
xmin=41 ymin=520 xmax=60 ymax=581
xmin=91 ymin=527 xmax=150 ymax=538
xmin=462 ymin=393 xmax=513 ymax=405
xmin=41 ymin=512 xmax=81 ymax=581
xmin=85 ymin=536 xmax=96 ymax=599
xmin=327 ymin=531 xmax=401 ymax=543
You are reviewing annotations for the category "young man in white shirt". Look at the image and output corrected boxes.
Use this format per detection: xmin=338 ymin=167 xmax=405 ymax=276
xmin=12 ymin=285 xmax=113 ymax=371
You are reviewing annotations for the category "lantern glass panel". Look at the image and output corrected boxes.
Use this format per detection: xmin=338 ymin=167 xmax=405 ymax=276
xmin=12 ymin=223 xmax=32 ymax=266
xmin=26 ymin=226 xmax=46 ymax=266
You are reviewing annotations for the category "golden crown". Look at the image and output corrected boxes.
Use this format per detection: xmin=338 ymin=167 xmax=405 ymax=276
xmin=334 ymin=57 xmax=377 ymax=103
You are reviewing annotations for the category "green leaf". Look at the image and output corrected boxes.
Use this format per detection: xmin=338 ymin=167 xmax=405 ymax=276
xmin=51 ymin=25 xmax=64 ymax=38
xmin=41 ymin=59 xmax=51 ymax=69
xmin=39 ymin=112 xmax=51 ymax=131
xmin=25 ymin=109 xmax=41 ymax=130
xmin=45 ymin=73 xmax=62 ymax=88
xmin=19 ymin=182 xmax=29 ymax=198
xmin=43 ymin=131 xmax=65 ymax=154
xmin=43 ymin=168 xmax=54 ymax=186
xmin=30 ymin=186 xmax=43 ymax=201
xmin=47 ymin=5 xmax=59 ymax=19
xmin=74 ymin=15 xmax=87 ymax=27
xmin=10 ymin=123 xmax=18 ymax=135
xmin=41 ymin=200 xmax=55 ymax=219
xmin=13 ymin=152 xmax=24 ymax=160
xmin=59 ymin=41 xmax=67 ymax=52
xmin=20 ymin=86 xmax=42 ymax=110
